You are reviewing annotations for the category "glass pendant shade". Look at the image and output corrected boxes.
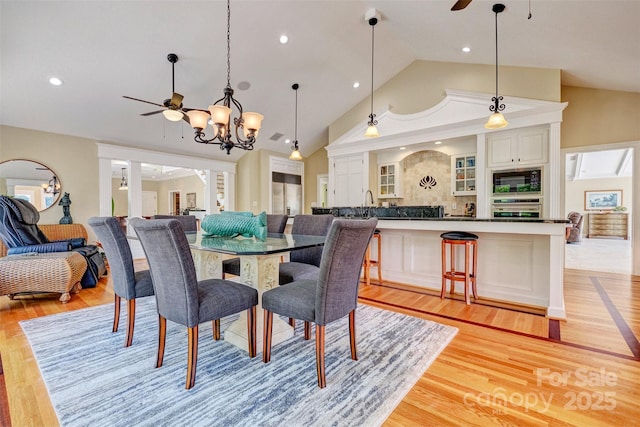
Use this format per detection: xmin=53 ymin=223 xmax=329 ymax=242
xmin=242 ymin=112 xmax=264 ymax=133
xmin=289 ymin=148 xmax=303 ymax=161
xmin=209 ymin=105 xmax=232 ymax=126
xmin=365 ymin=125 xmax=379 ymax=138
xmin=484 ymin=112 xmax=509 ymax=129
xmin=162 ymin=109 xmax=184 ymax=122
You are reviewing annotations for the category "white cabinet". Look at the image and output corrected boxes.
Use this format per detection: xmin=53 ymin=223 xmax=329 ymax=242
xmin=377 ymin=162 xmax=402 ymax=198
xmin=451 ymin=154 xmax=476 ymax=196
xmin=488 ymin=128 xmax=548 ymax=168
xmin=333 ymin=154 xmax=364 ymax=206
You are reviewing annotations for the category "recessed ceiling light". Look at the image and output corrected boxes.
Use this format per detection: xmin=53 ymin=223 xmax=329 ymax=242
xmin=49 ymin=77 xmax=62 ymax=86
xmin=353 ymin=82 xmax=360 ymax=88
xmin=399 ymin=147 xmax=406 ymax=150
xmin=279 ymin=35 xmax=288 ymax=44
xmin=462 ymin=46 xmax=471 ymax=53
xmin=434 ymin=141 xmax=443 ymax=145
xmin=285 ymin=139 xmax=291 ymax=144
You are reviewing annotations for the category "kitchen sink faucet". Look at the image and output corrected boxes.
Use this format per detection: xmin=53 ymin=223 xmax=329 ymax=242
xmin=363 ymin=190 xmax=375 ymax=218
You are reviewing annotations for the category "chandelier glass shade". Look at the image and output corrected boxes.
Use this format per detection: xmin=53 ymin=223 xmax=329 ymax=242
xmin=119 ymin=168 xmax=128 ymax=191
xmin=365 ymin=17 xmax=379 ymax=138
xmin=484 ymin=3 xmax=509 ymax=130
xmin=288 ymin=83 xmax=303 ymax=161
xmin=186 ymin=0 xmax=263 ymax=154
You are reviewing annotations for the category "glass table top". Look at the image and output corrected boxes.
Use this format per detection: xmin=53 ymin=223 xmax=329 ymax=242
xmin=185 ymin=232 xmax=326 ymax=256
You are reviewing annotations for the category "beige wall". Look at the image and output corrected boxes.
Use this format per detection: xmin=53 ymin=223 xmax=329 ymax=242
xmin=565 ymin=176 xmax=633 ymax=216
xmin=154 ymin=174 xmax=205 ymax=215
xmin=329 ymin=60 xmax=561 ymax=144
xmin=560 ymin=86 xmax=640 ymax=149
xmin=0 ymin=125 xmax=99 ymax=226
xmin=303 ymin=145 xmax=329 ymax=213
xmin=236 ymin=150 xmax=260 ymax=213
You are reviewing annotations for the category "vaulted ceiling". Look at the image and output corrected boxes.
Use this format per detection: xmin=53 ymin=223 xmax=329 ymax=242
xmin=1 ymin=1 xmax=639 ymax=163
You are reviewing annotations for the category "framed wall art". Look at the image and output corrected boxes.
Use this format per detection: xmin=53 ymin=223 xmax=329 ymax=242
xmin=584 ymin=190 xmax=622 ymax=210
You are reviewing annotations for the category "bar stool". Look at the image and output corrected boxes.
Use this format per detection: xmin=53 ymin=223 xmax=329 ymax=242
xmin=363 ymin=230 xmax=382 ymax=285
xmin=440 ymin=231 xmax=478 ymax=305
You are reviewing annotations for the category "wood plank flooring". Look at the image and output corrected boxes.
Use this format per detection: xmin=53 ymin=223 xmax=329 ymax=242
xmin=1 ymin=265 xmax=639 ymax=426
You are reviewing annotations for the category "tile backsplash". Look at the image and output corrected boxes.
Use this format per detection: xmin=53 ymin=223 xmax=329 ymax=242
xmin=386 ymin=150 xmax=476 ymax=216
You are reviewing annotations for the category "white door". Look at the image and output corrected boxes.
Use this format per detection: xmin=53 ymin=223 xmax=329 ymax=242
xmin=142 ymin=191 xmax=157 ymax=217
xmin=333 ymin=155 xmax=364 ymax=207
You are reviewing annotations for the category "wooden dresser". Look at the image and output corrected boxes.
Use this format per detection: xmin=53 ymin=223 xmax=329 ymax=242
xmin=587 ymin=212 xmax=629 ymax=239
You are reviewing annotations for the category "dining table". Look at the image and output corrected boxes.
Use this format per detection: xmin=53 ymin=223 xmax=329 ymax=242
xmin=185 ymin=232 xmax=326 ymax=353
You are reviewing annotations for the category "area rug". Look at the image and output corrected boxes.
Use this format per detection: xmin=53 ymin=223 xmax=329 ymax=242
xmin=20 ymin=297 xmax=457 ymax=427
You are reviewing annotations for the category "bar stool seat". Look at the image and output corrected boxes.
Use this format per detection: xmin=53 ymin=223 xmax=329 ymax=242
xmin=440 ymin=231 xmax=478 ymax=305
xmin=363 ymin=229 xmax=382 ymax=285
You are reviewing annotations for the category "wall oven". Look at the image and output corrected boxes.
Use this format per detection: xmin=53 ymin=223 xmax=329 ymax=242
xmin=492 ymin=167 xmax=542 ymax=195
xmin=491 ymin=198 xmax=542 ymax=218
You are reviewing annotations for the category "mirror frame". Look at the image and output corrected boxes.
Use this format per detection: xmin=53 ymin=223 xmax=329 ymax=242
xmin=0 ymin=158 xmax=62 ymax=211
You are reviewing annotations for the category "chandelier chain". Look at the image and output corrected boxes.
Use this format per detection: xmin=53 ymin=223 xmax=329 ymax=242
xmin=226 ymin=0 xmax=231 ymax=87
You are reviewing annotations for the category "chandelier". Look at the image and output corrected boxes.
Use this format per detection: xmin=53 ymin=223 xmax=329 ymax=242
xmin=485 ymin=3 xmax=509 ymax=129
xmin=43 ymin=175 xmax=60 ymax=195
xmin=289 ymin=83 xmax=303 ymax=161
xmin=186 ymin=0 xmax=263 ymax=154
xmin=119 ymin=168 xmax=128 ymax=191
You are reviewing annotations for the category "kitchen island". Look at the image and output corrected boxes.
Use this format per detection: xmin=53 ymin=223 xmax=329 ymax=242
xmin=313 ymin=208 xmax=568 ymax=319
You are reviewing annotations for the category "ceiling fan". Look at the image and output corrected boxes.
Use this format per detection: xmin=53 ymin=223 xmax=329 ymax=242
xmin=451 ymin=0 xmax=473 ymax=11
xmin=123 ymin=53 xmax=190 ymax=123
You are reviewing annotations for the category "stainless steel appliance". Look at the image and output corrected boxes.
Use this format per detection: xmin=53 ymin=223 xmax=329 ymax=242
xmin=492 ymin=167 xmax=542 ymax=195
xmin=272 ymin=172 xmax=302 ymax=216
xmin=491 ymin=198 xmax=542 ymax=218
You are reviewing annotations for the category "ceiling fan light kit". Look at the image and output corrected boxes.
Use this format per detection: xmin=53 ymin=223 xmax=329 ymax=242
xmin=484 ymin=3 xmax=509 ymax=130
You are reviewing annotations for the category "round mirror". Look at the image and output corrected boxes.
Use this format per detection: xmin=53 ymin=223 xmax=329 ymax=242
xmin=0 ymin=159 xmax=62 ymax=211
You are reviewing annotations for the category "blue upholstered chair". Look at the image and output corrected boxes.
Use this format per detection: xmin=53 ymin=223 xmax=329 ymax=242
xmin=88 ymin=217 xmax=154 ymax=347
xmin=278 ymin=214 xmax=334 ymax=285
xmin=130 ymin=218 xmax=258 ymax=390
xmin=221 ymin=214 xmax=289 ymax=278
xmin=262 ymin=218 xmax=377 ymax=388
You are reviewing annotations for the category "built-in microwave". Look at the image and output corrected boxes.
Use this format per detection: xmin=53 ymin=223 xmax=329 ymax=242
xmin=492 ymin=167 xmax=542 ymax=195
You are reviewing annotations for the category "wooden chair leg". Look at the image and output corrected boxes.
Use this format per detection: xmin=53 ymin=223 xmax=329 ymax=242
xmin=113 ymin=294 xmax=121 ymax=332
xmin=349 ymin=310 xmax=358 ymax=361
xmin=263 ymin=310 xmax=273 ymax=363
xmin=289 ymin=318 xmax=296 ymax=328
xmin=464 ymin=242 xmax=471 ymax=305
xmin=376 ymin=234 xmax=382 ymax=284
xmin=125 ymin=299 xmax=135 ymax=347
xmin=186 ymin=325 xmax=198 ymax=390
xmin=212 ymin=319 xmax=221 ymax=340
xmin=156 ymin=315 xmax=167 ymax=368
xmin=440 ymin=240 xmax=446 ymax=299
xmin=472 ymin=242 xmax=478 ymax=300
xmin=304 ymin=321 xmax=311 ymax=340
xmin=450 ymin=243 xmax=456 ymax=294
xmin=316 ymin=324 xmax=326 ymax=388
xmin=247 ymin=306 xmax=256 ymax=358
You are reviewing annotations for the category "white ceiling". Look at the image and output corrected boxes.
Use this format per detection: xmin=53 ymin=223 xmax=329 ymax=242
xmin=565 ymin=148 xmax=634 ymax=181
xmin=1 ymin=0 xmax=639 ymax=164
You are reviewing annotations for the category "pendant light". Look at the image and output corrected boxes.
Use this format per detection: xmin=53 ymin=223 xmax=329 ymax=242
xmin=289 ymin=83 xmax=303 ymax=161
xmin=119 ymin=168 xmax=128 ymax=191
xmin=365 ymin=16 xmax=379 ymax=138
xmin=485 ymin=3 xmax=508 ymax=129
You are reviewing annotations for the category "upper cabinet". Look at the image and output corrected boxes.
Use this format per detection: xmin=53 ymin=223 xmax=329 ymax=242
xmin=451 ymin=154 xmax=476 ymax=196
xmin=488 ymin=128 xmax=549 ymax=168
xmin=333 ymin=154 xmax=365 ymax=206
xmin=378 ymin=162 xmax=402 ymax=199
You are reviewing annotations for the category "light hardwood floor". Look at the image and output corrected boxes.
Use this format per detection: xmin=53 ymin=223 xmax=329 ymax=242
xmin=1 ymin=264 xmax=639 ymax=426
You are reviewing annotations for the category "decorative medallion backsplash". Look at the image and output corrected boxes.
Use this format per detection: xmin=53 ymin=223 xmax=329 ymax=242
xmin=388 ymin=150 xmax=476 ymax=216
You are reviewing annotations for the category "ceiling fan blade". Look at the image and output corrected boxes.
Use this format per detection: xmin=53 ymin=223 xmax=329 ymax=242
xmin=451 ymin=0 xmax=472 ymax=11
xmin=140 ymin=110 xmax=164 ymax=116
xmin=122 ymin=95 xmax=164 ymax=107
xmin=182 ymin=113 xmax=190 ymax=125
xmin=170 ymin=92 xmax=184 ymax=108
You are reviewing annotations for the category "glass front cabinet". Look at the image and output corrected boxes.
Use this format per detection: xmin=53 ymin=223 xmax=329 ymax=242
xmin=451 ymin=154 xmax=476 ymax=196
xmin=378 ymin=162 xmax=402 ymax=198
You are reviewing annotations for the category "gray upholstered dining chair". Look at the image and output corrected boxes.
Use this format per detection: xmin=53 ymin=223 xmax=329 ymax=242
xmin=130 ymin=218 xmax=258 ymax=390
xmin=152 ymin=214 xmax=197 ymax=232
xmin=278 ymin=214 xmax=334 ymax=285
xmin=88 ymin=216 xmax=154 ymax=347
xmin=262 ymin=218 xmax=377 ymax=388
xmin=222 ymin=214 xmax=289 ymax=278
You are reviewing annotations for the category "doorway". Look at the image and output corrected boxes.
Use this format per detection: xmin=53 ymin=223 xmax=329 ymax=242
xmin=169 ymin=191 xmax=181 ymax=215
